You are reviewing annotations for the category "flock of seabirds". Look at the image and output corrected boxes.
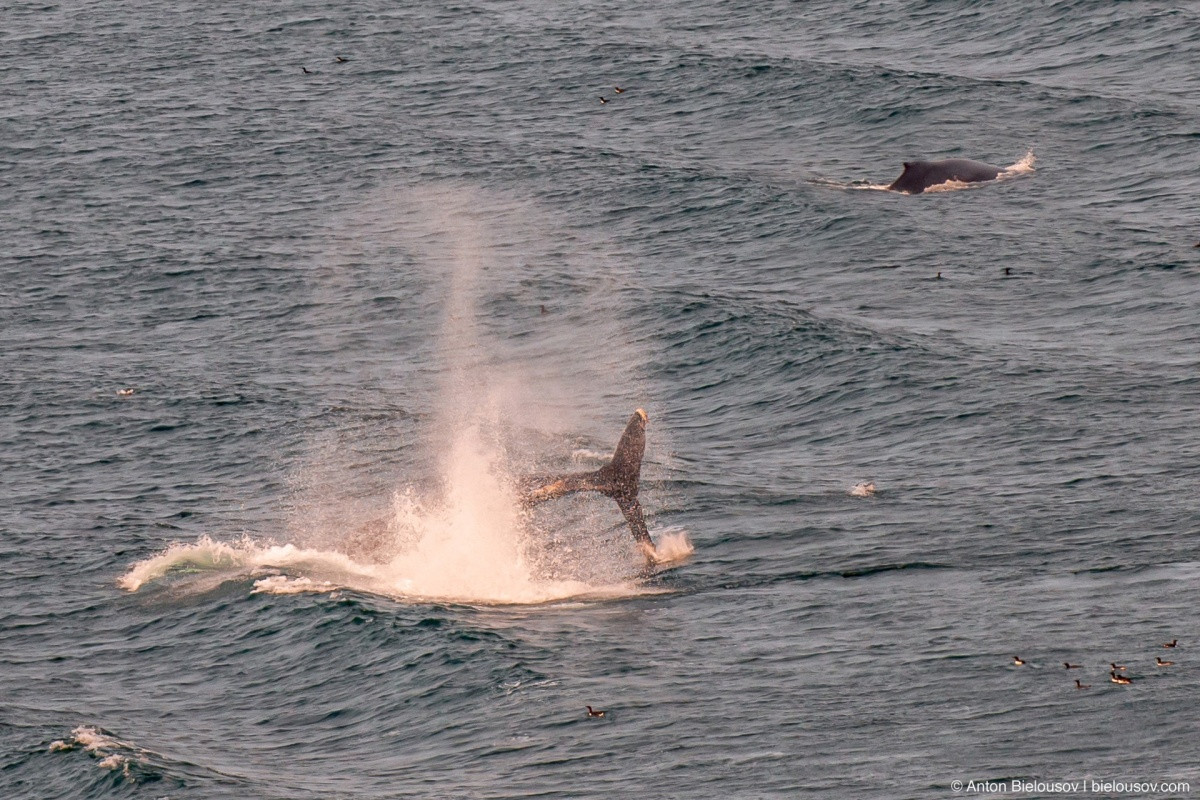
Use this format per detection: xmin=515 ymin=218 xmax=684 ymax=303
xmin=1012 ymin=640 xmax=1181 ymax=690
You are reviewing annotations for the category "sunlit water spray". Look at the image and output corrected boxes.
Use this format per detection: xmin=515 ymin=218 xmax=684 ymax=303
xmin=118 ymin=420 xmax=687 ymax=604
xmin=362 ymin=421 xmax=601 ymax=603
xmin=119 ymin=184 xmax=691 ymax=604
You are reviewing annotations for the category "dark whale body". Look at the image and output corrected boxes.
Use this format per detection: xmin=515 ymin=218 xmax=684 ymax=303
xmin=518 ymin=409 xmax=655 ymax=560
xmin=888 ymin=158 xmax=1002 ymax=194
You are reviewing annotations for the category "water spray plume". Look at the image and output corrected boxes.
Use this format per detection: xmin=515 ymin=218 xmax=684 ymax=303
xmin=119 ymin=184 xmax=692 ymax=604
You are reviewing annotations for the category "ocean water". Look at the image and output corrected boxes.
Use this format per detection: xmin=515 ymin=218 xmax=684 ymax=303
xmin=3 ymin=0 xmax=1200 ymax=797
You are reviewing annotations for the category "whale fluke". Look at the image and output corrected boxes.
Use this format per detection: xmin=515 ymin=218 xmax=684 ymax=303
xmin=519 ymin=409 xmax=655 ymax=559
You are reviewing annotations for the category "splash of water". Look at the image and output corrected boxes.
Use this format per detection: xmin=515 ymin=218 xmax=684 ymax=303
xmin=648 ymin=528 xmax=695 ymax=563
xmin=119 ymin=420 xmax=688 ymax=604
xmin=1003 ymin=149 xmax=1037 ymax=175
xmin=118 ymin=184 xmax=691 ymax=605
xmin=116 ymin=536 xmax=363 ymax=593
xmin=363 ymin=422 xmax=605 ymax=603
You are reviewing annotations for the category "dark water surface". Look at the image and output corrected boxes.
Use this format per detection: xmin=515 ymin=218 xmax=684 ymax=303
xmin=4 ymin=0 xmax=1200 ymax=797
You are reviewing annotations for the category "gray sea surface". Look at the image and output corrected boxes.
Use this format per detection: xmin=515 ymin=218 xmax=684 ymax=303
xmin=3 ymin=0 xmax=1200 ymax=797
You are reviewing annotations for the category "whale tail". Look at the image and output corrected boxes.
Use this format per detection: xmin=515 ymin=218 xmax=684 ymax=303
xmin=518 ymin=409 xmax=655 ymax=557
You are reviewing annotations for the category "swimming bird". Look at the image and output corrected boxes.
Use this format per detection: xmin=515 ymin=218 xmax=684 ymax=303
xmin=1074 ymin=679 xmax=1091 ymax=689
xmin=1156 ymin=657 xmax=1174 ymax=667
xmin=613 ymin=86 xmax=625 ymax=93
xmin=1063 ymin=662 xmax=1081 ymax=669
xmin=599 ymin=96 xmax=608 ymax=104
xmin=116 ymin=388 xmax=135 ymax=397
xmin=335 ymin=56 xmax=348 ymax=63
xmin=586 ymin=706 xmax=606 ymax=718
xmin=849 ymin=481 xmax=876 ymax=497
xmin=1110 ymin=663 xmax=1127 ymax=672
xmin=302 ymin=67 xmax=312 ymax=74
xmin=1163 ymin=639 xmax=1178 ymax=648
xmin=1110 ymin=671 xmax=1132 ymax=685
xmin=1012 ymin=656 xmax=1025 ymax=666
xmin=1003 ymin=267 xmax=1012 ymax=276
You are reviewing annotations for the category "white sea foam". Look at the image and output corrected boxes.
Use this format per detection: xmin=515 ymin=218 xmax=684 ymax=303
xmin=117 ymin=537 xmax=362 ymax=593
xmin=251 ymin=575 xmax=340 ymax=595
xmin=97 ymin=754 xmax=127 ymax=771
xmin=50 ymin=725 xmax=139 ymax=780
xmin=923 ymin=179 xmax=975 ymax=193
xmin=70 ymin=725 xmax=120 ymax=752
xmin=849 ymin=481 xmax=877 ymax=497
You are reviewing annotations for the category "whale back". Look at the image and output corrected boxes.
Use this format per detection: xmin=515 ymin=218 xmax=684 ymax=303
xmin=889 ymin=158 xmax=1002 ymax=194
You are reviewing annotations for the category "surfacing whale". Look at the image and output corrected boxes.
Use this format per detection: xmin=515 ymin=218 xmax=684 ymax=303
xmin=888 ymin=158 xmax=1002 ymax=194
xmin=518 ymin=409 xmax=657 ymax=562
